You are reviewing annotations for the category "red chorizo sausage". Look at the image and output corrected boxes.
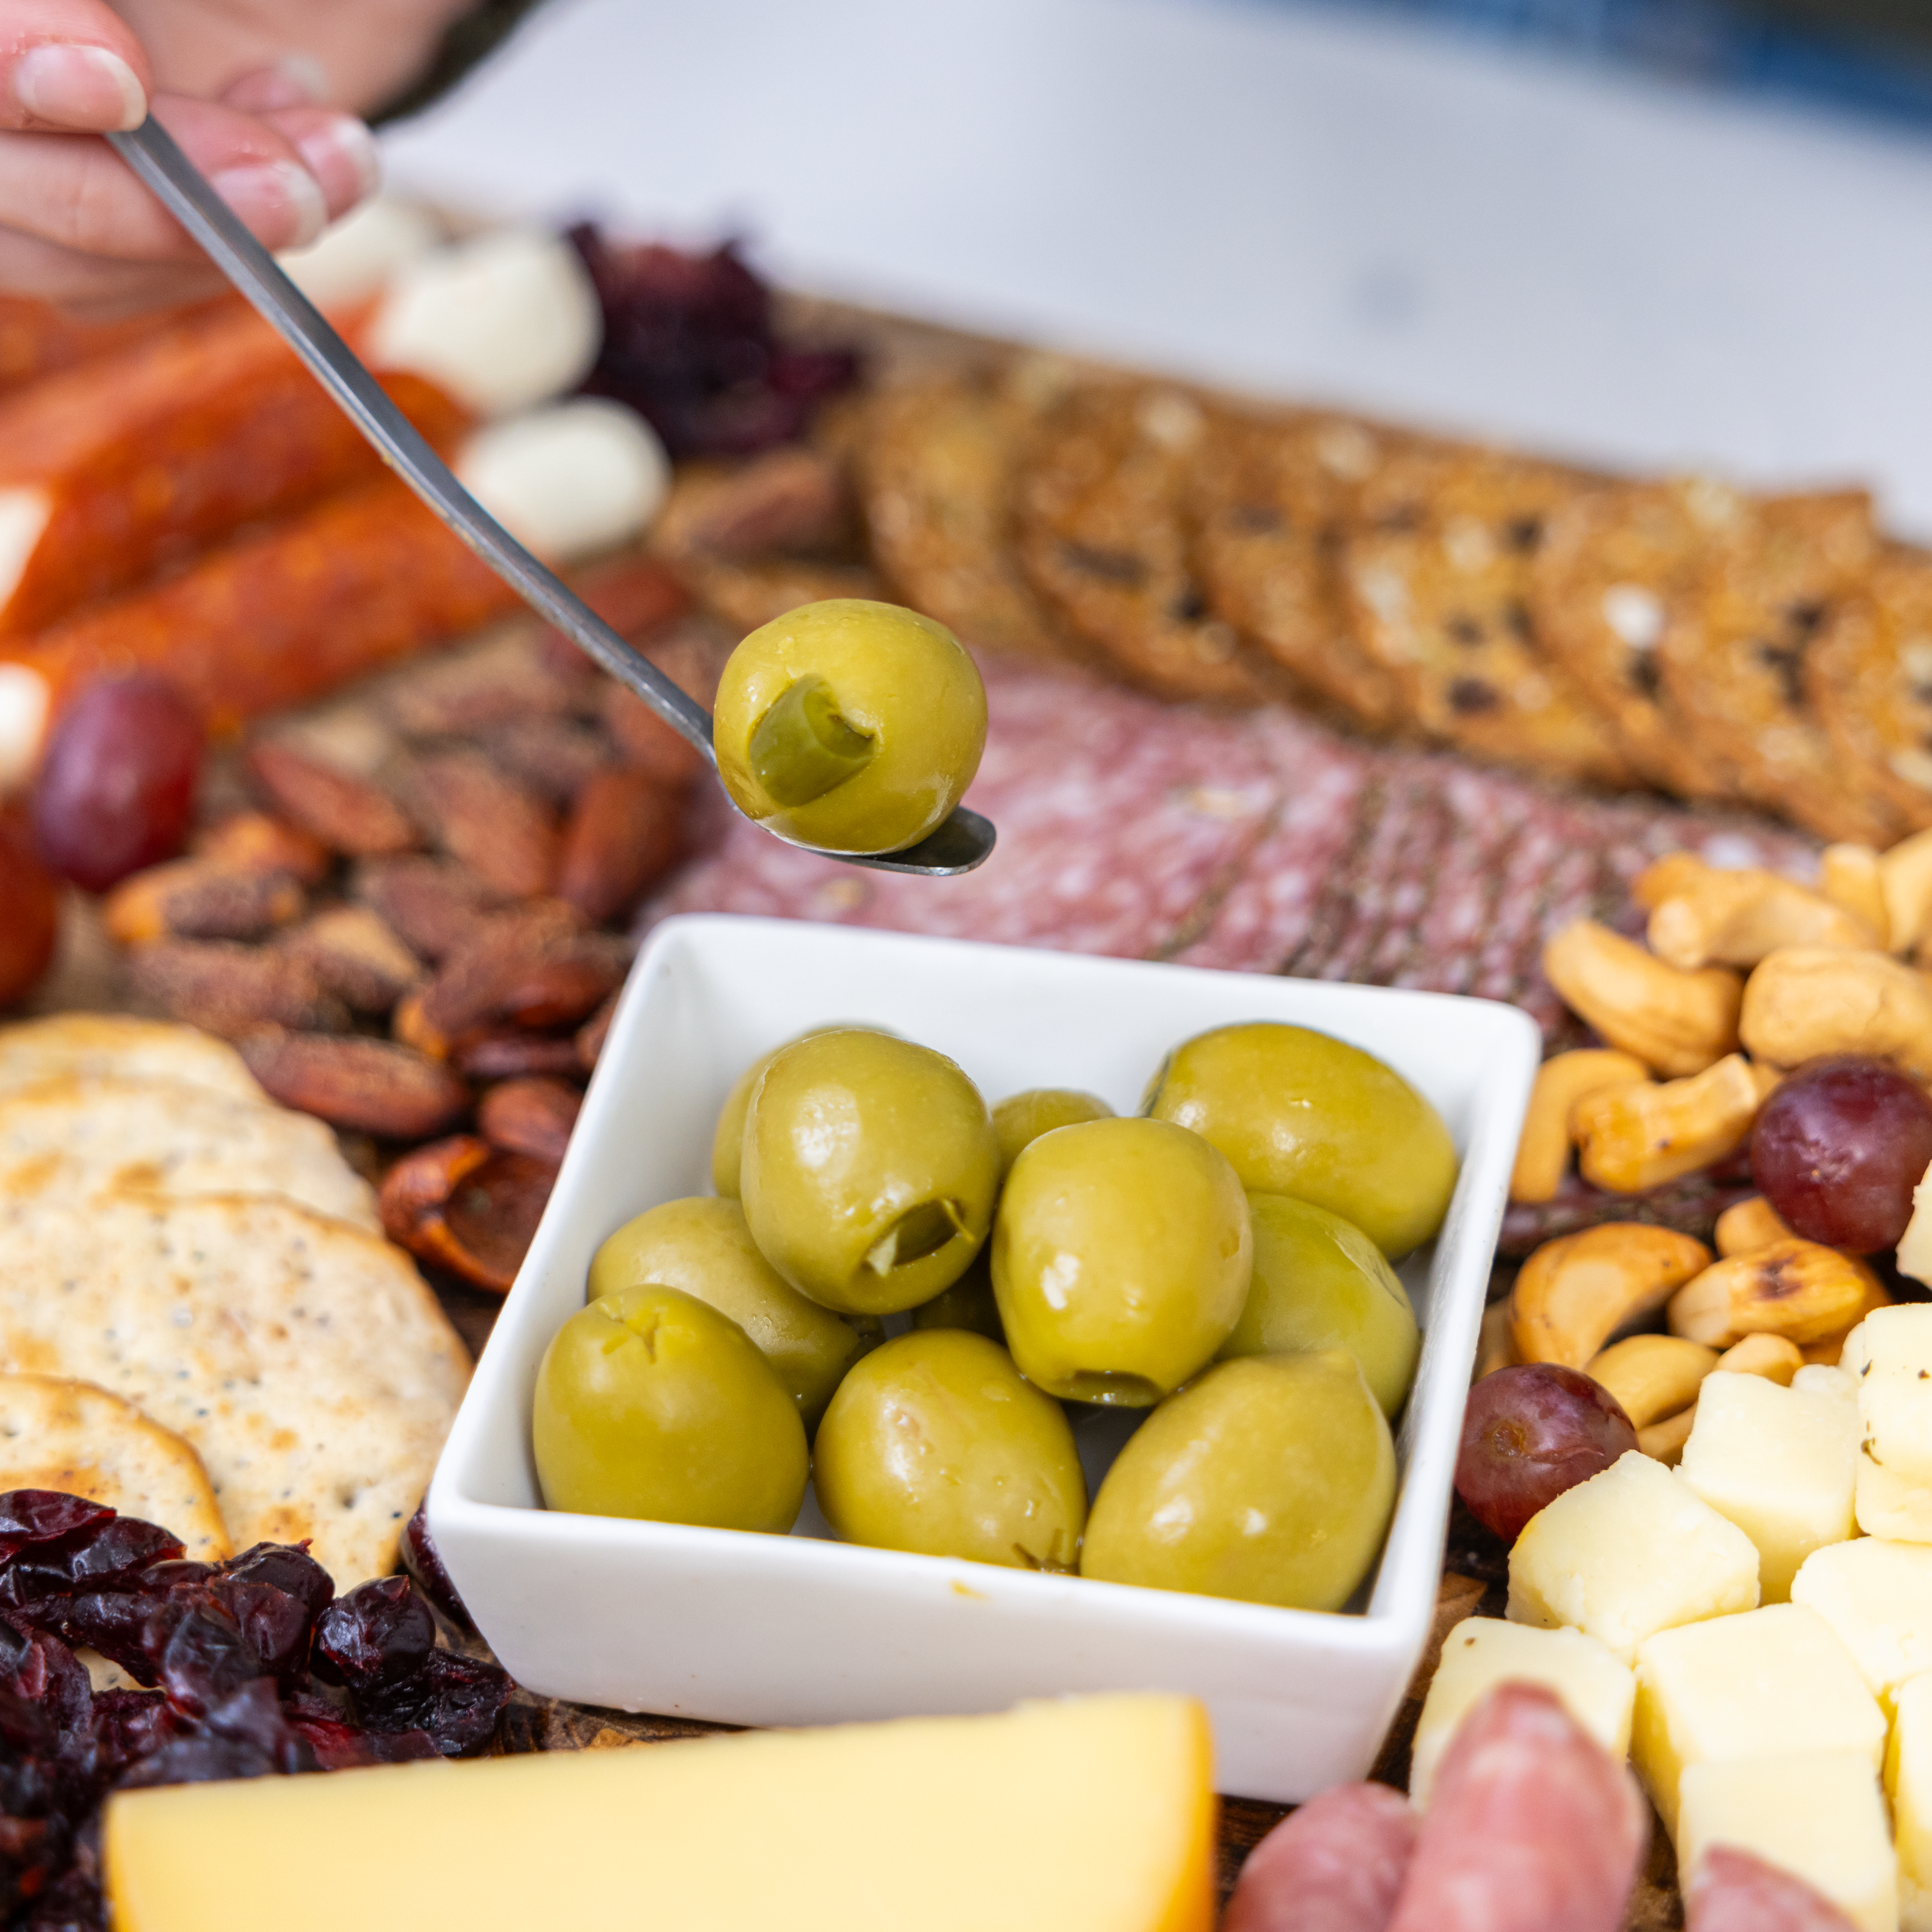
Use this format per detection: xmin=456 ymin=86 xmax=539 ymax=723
xmin=1685 ymin=1846 xmax=1861 ymax=1932
xmin=1222 ymin=1782 xmax=1417 ymax=1932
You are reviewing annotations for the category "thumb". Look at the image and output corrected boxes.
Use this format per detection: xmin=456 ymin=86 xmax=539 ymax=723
xmin=0 ymin=0 xmax=151 ymax=132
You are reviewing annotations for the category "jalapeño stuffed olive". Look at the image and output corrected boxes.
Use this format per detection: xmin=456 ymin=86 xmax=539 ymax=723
xmin=740 ymin=1029 xmax=999 ymax=1316
xmin=712 ymin=599 xmax=989 ymax=855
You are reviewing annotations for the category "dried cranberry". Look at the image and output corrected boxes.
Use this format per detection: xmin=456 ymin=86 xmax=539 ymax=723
xmin=314 ymin=1578 xmax=434 ymax=1690
xmin=89 ymin=1690 xmax=170 ymax=1775
xmin=142 ymin=1593 xmax=262 ymax=1717
xmin=400 ymin=1504 xmax=475 ymax=1634
xmin=0 ymin=1493 xmax=113 ymax=1566
xmin=30 ymin=1592 xmax=166 ymax=1687
xmin=353 ymin=1648 xmax=511 ymax=1757
xmin=0 ymin=1517 xmax=182 ymax=1607
xmin=222 ymin=1543 xmax=333 ymax=1625
xmin=205 ymin=1577 xmax=314 ymax=1691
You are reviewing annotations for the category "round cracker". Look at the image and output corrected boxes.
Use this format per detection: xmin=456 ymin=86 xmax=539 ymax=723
xmin=0 ymin=1013 xmax=263 ymax=1105
xmin=0 ymin=1371 xmax=229 ymax=1562
xmin=0 ymin=1193 xmax=469 ymax=1588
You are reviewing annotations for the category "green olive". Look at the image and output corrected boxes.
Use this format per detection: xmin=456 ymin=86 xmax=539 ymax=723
xmin=1080 ymin=1351 xmax=1396 ymax=1610
xmin=1142 ymin=1021 xmax=1458 ymax=1259
xmin=991 ymin=1087 xmax=1114 ymax=1180
xmin=741 ymin=1029 xmax=999 ymax=1316
xmin=710 ymin=1025 xmax=890 ymax=1198
xmin=813 ymin=1330 xmax=1086 ymax=1569
xmin=1217 ymin=1194 xmax=1420 ymax=1416
xmin=908 ymin=1250 xmax=1005 ymax=1343
xmin=712 ymin=599 xmax=989 ymax=855
xmin=532 ymin=1286 xmax=808 ymax=1532
xmin=991 ymin=1116 xmax=1251 ymax=1406
xmin=588 ymin=1197 xmax=877 ymax=1430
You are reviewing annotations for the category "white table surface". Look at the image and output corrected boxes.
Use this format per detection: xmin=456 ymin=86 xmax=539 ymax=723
xmin=385 ymin=0 xmax=1932 ymax=529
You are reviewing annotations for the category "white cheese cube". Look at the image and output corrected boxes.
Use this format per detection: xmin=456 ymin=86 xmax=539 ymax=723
xmin=1632 ymin=1603 xmax=1885 ymax=1837
xmin=1891 ymin=1674 xmax=1932 ymax=1932
xmin=1678 ymin=1371 xmax=1861 ymax=1601
xmin=1678 ymin=1750 xmax=1898 ymax=1932
xmin=1897 ymin=1155 xmax=1932 ymax=1287
xmin=1793 ymin=1539 xmax=1932 ymax=1712
xmin=1854 ymin=1305 xmax=1932 ymax=1543
xmin=1507 ymin=1450 xmax=1760 ymax=1663
xmin=1794 ymin=1363 xmax=1860 ymax=1403
xmin=1410 ymin=1617 xmax=1634 ymax=1806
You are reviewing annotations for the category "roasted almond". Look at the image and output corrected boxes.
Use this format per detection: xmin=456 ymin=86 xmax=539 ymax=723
xmin=382 ymin=637 xmax=585 ymax=738
xmin=193 ymin=810 xmax=332 ymax=885
xmin=654 ymin=446 xmax=851 ymax=561
xmin=128 ymin=941 xmax=348 ymax=1038
xmin=246 ymin=739 xmax=418 ymax=857
xmin=105 ymin=860 xmax=304 ymax=946
xmin=475 ymin=716 xmax=613 ymax=804
xmin=555 ymin=769 xmax=683 ymax=925
xmin=477 ymin=1075 xmax=581 ymax=1165
xmin=278 ymin=905 xmax=425 ymax=1015
xmin=455 ymin=1030 xmax=585 ymax=1080
xmin=576 ymin=990 xmax=619 ymax=1071
xmin=239 ymin=1029 xmax=469 ymax=1139
xmin=400 ymin=748 xmax=560 ymax=899
xmin=351 ymin=855 xmax=510 ymax=961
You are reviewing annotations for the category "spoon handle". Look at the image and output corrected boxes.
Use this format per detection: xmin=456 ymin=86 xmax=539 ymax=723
xmin=106 ymin=117 xmax=717 ymax=760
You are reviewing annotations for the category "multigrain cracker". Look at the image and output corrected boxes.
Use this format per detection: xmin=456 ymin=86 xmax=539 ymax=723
xmin=1655 ymin=491 xmax=1898 ymax=846
xmin=1806 ymin=545 xmax=1932 ymax=833
xmin=1529 ymin=478 xmax=1752 ymax=801
xmin=1017 ymin=383 xmax=1278 ymax=705
xmin=1190 ymin=411 xmax=1408 ymax=730
xmin=0 ymin=1073 xmax=380 ymax=1231
xmin=0 ymin=1012 xmax=264 ymax=1104
xmin=0 ymin=1193 xmax=468 ymax=1586
xmin=0 ymin=1372 xmax=228 ymax=1561
xmin=1338 ymin=447 xmax=1631 ymax=785
xmin=860 ymin=373 xmax=1074 ymax=661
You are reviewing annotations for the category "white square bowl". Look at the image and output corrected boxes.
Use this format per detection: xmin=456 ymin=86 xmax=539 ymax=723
xmin=428 ymin=914 xmax=1537 ymax=1802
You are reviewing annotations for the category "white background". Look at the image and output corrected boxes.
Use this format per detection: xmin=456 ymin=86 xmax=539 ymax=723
xmin=386 ymin=0 xmax=1932 ymax=527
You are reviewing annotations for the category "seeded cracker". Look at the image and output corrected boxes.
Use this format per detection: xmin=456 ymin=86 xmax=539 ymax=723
xmin=0 ymin=1193 xmax=469 ymax=1586
xmin=1017 ymin=383 xmax=1278 ymax=705
xmin=1190 ymin=411 xmax=1410 ymax=732
xmin=860 ymin=371 xmax=1076 ymax=662
xmin=1654 ymin=491 xmax=1899 ymax=847
xmin=1338 ymin=447 xmax=1631 ymax=785
xmin=0 ymin=1073 xmax=380 ymax=1232
xmin=1806 ymin=545 xmax=1932 ymax=834
xmin=0 ymin=1012 xmax=264 ymax=1105
xmin=0 ymin=1372 xmax=228 ymax=1561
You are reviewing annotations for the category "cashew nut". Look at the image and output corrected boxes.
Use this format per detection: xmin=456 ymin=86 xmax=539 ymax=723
xmin=1633 ymin=852 xmax=1708 ymax=910
xmin=1509 ymin=1048 xmax=1651 ymax=1204
xmin=1542 ymin=920 xmax=1744 ymax=1078
xmin=1820 ymin=843 xmax=1890 ymax=950
xmin=1569 ymin=1054 xmax=1762 ymax=1195
xmin=1798 ymin=1274 xmax=1893 ymax=1364
xmin=1585 ymin=1333 xmax=1719 ymax=1427
xmin=1713 ymin=1333 xmax=1804 ymax=1384
xmin=1881 ymin=824 xmax=1932 ymax=957
xmin=1666 ymin=1238 xmax=1880 ymax=1348
xmin=1646 ymin=862 xmax=1877 ymax=970
xmin=1714 ymin=1195 xmax=1796 ymax=1257
xmin=1509 ymin=1222 xmax=1714 ymax=1369
xmin=1738 ymin=946 xmax=1932 ymax=1079
xmin=1475 ymin=1299 xmax=1522 ymax=1381
xmin=1638 ymin=1406 xmax=1697 ymax=1466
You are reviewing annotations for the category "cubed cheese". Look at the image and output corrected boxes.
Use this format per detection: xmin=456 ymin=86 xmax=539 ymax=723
xmin=104 ymin=1694 xmax=1215 ymax=1932
xmin=1792 ymin=1539 xmax=1932 ymax=1712
xmin=1410 ymin=1617 xmax=1634 ymax=1806
xmin=1677 ymin=1750 xmax=1898 ymax=1932
xmin=1507 ymin=1450 xmax=1760 ymax=1663
xmin=1854 ymin=1306 xmax=1932 ymax=1543
xmin=1794 ymin=1363 xmax=1861 ymax=1403
xmin=1678 ymin=1371 xmax=1860 ymax=1601
xmin=1632 ymin=1603 xmax=1885 ymax=1837
xmin=1891 ymin=1674 xmax=1932 ymax=1932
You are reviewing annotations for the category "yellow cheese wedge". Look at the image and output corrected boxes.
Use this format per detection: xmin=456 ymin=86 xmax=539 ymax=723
xmin=106 ymin=1694 xmax=1215 ymax=1932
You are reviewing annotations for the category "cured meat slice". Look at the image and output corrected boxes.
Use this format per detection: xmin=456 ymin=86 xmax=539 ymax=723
xmin=1683 ymin=1845 xmax=1861 ymax=1932
xmin=1383 ymin=1683 xmax=1648 ymax=1932
xmin=0 ymin=304 xmax=469 ymax=638
xmin=0 ymin=292 xmax=235 ymax=393
xmin=1222 ymin=1782 xmax=1417 ymax=1932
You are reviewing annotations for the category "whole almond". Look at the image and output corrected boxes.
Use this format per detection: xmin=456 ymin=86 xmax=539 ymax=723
xmin=194 ymin=810 xmax=332 ymax=885
xmin=402 ymin=749 xmax=560 ymax=899
xmin=555 ymin=769 xmax=683 ymax=926
xmin=478 ymin=1076 xmax=581 ymax=1165
xmin=246 ymin=739 xmax=418 ymax=857
xmin=279 ymin=905 xmax=425 ymax=1015
xmin=129 ymin=941 xmax=348 ymax=1038
xmin=456 ymin=1031 xmax=585 ymax=1080
xmin=106 ymin=861 xmax=304 ymax=946
xmin=240 ymin=1030 xmax=469 ymax=1139
xmin=352 ymin=855 xmax=509 ymax=961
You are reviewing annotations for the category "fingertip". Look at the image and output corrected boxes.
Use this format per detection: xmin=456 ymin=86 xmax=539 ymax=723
xmin=210 ymin=159 xmax=328 ymax=250
xmin=222 ymin=56 xmax=328 ymax=115
xmin=288 ymin=115 xmax=382 ymax=218
xmin=12 ymin=43 xmax=147 ymax=131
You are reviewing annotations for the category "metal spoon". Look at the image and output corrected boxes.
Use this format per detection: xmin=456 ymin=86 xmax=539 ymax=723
xmin=107 ymin=118 xmax=994 ymax=879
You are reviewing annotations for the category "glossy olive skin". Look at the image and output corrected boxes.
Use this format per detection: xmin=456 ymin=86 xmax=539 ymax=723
xmin=532 ymin=1286 xmax=808 ymax=1532
xmin=712 ymin=599 xmax=989 ymax=855
xmin=814 ymin=1330 xmax=1087 ymax=1569
xmin=909 ymin=1250 xmax=1005 ymax=1343
xmin=588 ymin=1197 xmax=877 ymax=1430
xmin=741 ymin=1029 xmax=999 ymax=1316
xmin=992 ymin=1116 xmax=1251 ymax=1406
xmin=1143 ymin=1022 xmax=1458 ymax=1259
xmin=710 ymin=1025 xmax=890 ymax=1198
xmin=1081 ymin=1351 xmax=1396 ymax=1611
xmin=1217 ymin=1194 xmax=1420 ymax=1417
xmin=991 ymin=1088 xmax=1114 ymax=1180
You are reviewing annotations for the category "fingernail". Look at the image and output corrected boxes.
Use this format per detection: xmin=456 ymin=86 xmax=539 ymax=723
xmin=295 ymin=116 xmax=381 ymax=210
xmin=14 ymin=44 xmax=146 ymax=130
xmin=211 ymin=160 xmax=327 ymax=249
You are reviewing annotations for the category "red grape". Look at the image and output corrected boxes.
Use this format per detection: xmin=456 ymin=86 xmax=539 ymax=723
xmin=31 ymin=676 xmax=203 ymax=892
xmin=1751 ymin=1054 xmax=1932 ymax=1253
xmin=1456 ymin=1363 xmax=1636 ymax=1543
xmin=0 ymin=810 xmax=58 ymax=1007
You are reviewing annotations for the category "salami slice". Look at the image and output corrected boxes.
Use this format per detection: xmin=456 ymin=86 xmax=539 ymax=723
xmin=0 ymin=292 xmax=235 ymax=394
xmin=1383 ymin=1683 xmax=1647 ymax=1932
xmin=1683 ymin=1845 xmax=1861 ymax=1932
xmin=1222 ymin=1782 xmax=1417 ymax=1932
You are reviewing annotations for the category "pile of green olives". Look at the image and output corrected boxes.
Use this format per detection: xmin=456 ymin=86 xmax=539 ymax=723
xmin=529 ymin=1017 xmax=1459 ymax=1616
